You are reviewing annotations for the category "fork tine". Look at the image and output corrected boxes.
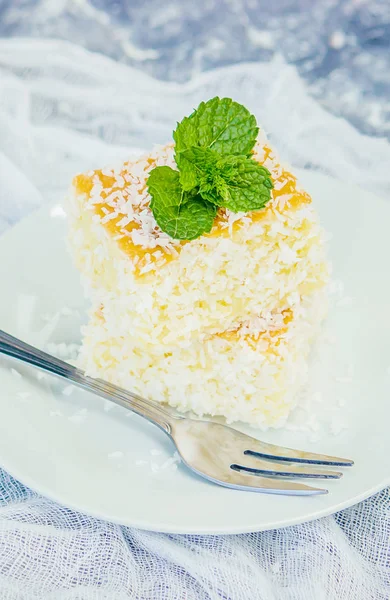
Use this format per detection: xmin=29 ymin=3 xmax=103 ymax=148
xmin=242 ymin=436 xmax=354 ymax=466
xmin=207 ymin=469 xmax=328 ymax=495
xmin=233 ymin=454 xmax=342 ymax=479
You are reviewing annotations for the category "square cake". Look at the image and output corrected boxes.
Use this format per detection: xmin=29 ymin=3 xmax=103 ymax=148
xmin=67 ymin=98 xmax=329 ymax=428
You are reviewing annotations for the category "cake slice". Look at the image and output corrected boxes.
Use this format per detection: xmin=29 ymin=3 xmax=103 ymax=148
xmin=67 ymin=98 xmax=329 ymax=428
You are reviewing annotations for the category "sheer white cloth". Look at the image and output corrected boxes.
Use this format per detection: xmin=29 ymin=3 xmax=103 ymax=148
xmin=0 ymin=39 xmax=389 ymax=599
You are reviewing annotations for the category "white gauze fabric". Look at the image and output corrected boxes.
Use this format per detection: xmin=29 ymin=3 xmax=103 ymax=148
xmin=0 ymin=38 xmax=389 ymax=600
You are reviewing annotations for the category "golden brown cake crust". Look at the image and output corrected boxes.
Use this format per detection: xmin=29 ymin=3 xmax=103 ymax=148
xmin=73 ymin=139 xmax=311 ymax=277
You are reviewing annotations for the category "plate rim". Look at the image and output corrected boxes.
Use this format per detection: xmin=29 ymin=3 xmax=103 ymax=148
xmin=0 ymin=448 xmax=388 ymax=534
xmin=1 ymin=169 xmax=389 ymax=534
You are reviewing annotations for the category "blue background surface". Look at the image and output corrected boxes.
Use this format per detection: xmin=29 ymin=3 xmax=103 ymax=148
xmin=0 ymin=0 xmax=389 ymax=140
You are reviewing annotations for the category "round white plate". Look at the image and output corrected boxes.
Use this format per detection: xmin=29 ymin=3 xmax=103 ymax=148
xmin=0 ymin=170 xmax=389 ymax=534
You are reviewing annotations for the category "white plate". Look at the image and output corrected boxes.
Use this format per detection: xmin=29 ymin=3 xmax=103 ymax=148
xmin=0 ymin=170 xmax=389 ymax=534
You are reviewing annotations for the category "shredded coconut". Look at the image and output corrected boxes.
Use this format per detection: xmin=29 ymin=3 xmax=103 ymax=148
xmin=68 ymin=409 xmax=87 ymax=425
xmin=108 ymin=451 xmax=123 ymax=459
xmin=62 ymin=385 xmax=74 ymax=396
xmin=68 ymin=136 xmax=330 ymax=427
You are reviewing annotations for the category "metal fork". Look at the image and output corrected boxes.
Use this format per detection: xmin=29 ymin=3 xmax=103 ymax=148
xmin=0 ymin=329 xmax=353 ymax=495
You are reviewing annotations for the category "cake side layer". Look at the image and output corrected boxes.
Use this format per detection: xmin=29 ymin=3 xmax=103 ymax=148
xmin=67 ymin=192 xmax=328 ymax=344
xmin=79 ymin=288 xmax=327 ymax=428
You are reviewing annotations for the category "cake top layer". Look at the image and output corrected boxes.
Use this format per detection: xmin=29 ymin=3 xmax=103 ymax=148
xmin=72 ymin=98 xmax=311 ymax=276
xmin=73 ymin=138 xmax=311 ymax=274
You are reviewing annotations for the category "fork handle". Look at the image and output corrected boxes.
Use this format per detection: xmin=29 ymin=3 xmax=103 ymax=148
xmin=0 ymin=329 xmax=174 ymax=434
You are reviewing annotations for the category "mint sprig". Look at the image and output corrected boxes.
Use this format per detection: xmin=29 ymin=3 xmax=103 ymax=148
xmin=200 ymin=156 xmax=274 ymax=213
xmin=174 ymin=97 xmax=259 ymax=189
xmin=178 ymin=147 xmax=219 ymax=191
xmin=148 ymin=97 xmax=273 ymax=240
xmin=178 ymin=149 xmax=273 ymax=213
xmin=174 ymin=97 xmax=258 ymax=158
xmin=148 ymin=166 xmax=217 ymax=240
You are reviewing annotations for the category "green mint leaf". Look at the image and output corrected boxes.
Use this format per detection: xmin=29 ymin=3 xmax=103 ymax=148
xmin=147 ymin=166 xmax=217 ymax=240
xmin=173 ymin=97 xmax=259 ymax=173
xmin=198 ymin=156 xmax=273 ymax=213
xmin=177 ymin=146 xmax=219 ymax=191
